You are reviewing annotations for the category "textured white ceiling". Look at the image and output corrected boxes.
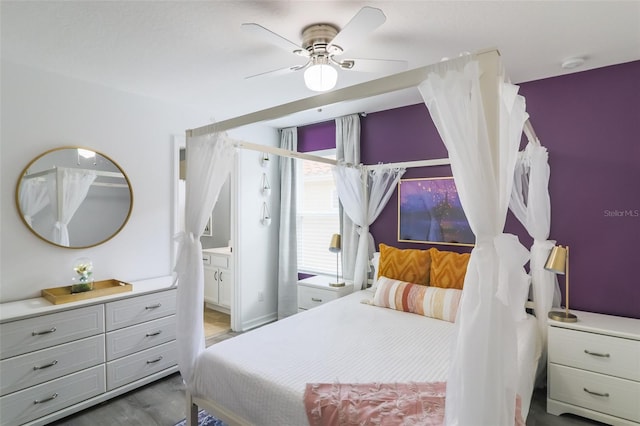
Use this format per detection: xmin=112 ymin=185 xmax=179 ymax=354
xmin=2 ymin=1 xmax=639 ymax=127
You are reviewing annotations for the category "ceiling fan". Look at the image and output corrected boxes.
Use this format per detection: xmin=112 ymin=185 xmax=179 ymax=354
xmin=242 ymin=6 xmax=407 ymax=92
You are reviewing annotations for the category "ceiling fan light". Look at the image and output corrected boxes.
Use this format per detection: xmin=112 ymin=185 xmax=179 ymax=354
xmin=304 ymin=63 xmax=338 ymax=92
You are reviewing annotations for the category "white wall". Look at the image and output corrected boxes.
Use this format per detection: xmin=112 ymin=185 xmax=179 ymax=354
xmin=0 ymin=60 xmax=211 ymax=302
xmin=227 ymin=126 xmax=281 ymax=331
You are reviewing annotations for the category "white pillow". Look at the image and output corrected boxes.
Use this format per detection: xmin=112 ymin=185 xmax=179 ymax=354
xmin=370 ymin=252 xmax=381 ymax=289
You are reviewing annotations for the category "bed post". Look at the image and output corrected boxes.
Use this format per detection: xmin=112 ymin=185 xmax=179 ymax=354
xmin=476 ymin=49 xmax=501 ymax=164
xmin=186 ymin=391 xmax=198 ymax=426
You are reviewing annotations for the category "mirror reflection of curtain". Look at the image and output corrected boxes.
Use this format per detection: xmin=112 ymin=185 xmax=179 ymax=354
xmin=47 ymin=168 xmax=97 ymax=246
xmin=174 ymin=131 xmax=235 ymax=390
xmin=335 ymin=114 xmax=360 ymax=285
xmin=19 ymin=177 xmax=50 ymax=226
xmin=333 ymin=164 xmax=405 ymax=289
xmin=510 ymin=142 xmax=561 ymax=383
xmin=278 ymin=127 xmax=298 ymax=319
xmin=419 ymin=55 xmax=529 ymax=425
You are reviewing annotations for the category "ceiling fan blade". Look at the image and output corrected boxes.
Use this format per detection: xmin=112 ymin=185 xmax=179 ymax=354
xmin=241 ymin=23 xmax=308 ymax=56
xmin=340 ymin=58 xmax=408 ymax=73
xmin=245 ymin=63 xmax=308 ymax=80
xmin=329 ymin=6 xmax=386 ymax=54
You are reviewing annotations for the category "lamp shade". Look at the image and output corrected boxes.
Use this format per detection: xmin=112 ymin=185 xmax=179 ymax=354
xmin=329 ymin=234 xmax=341 ymax=253
xmin=304 ymin=63 xmax=338 ymax=92
xmin=545 ymin=245 xmax=567 ymax=274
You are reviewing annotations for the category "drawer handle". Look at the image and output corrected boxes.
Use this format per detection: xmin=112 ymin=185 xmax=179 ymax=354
xmin=311 ymin=297 xmax=323 ymax=302
xmin=33 ymin=360 xmax=58 ymax=370
xmin=146 ymin=330 xmax=162 ymax=337
xmin=145 ymin=303 xmax=162 ymax=310
xmin=32 ymin=327 xmax=57 ymax=336
xmin=583 ymin=388 xmax=609 ymax=398
xmin=34 ymin=393 xmax=58 ymax=404
xmin=584 ymin=349 xmax=610 ymax=358
xmin=146 ymin=356 xmax=163 ymax=364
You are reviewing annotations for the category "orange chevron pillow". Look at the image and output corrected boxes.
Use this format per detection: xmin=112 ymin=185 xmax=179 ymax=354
xmin=378 ymin=244 xmax=433 ymax=286
xmin=429 ymin=248 xmax=470 ymax=289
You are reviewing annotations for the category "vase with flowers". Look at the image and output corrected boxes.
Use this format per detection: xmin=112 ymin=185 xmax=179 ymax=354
xmin=72 ymin=258 xmax=94 ymax=293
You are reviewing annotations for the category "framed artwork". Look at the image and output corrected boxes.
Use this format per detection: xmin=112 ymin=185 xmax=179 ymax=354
xmin=398 ymin=177 xmax=474 ymax=246
xmin=202 ymin=215 xmax=213 ymax=237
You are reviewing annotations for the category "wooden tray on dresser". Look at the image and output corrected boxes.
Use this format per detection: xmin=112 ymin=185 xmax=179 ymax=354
xmin=42 ymin=279 xmax=133 ymax=305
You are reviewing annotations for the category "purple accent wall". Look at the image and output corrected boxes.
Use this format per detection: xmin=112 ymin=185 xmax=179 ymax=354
xmin=298 ymin=60 xmax=640 ymax=319
xmin=297 ymin=121 xmax=335 ymax=152
xmin=516 ymin=61 xmax=640 ymax=319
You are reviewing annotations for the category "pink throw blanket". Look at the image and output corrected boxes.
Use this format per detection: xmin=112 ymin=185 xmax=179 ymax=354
xmin=304 ymin=382 xmax=524 ymax=426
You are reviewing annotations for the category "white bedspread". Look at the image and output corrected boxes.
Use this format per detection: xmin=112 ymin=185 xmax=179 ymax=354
xmin=192 ymin=290 xmax=540 ymax=426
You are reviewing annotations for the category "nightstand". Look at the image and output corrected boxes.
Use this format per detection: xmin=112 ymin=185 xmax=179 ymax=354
xmin=547 ymin=310 xmax=640 ymax=425
xmin=297 ymin=275 xmax=354 ymax=312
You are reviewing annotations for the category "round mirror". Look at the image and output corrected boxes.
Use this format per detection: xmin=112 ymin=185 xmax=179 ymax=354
xmin=15 ymin=147 xmax=133 ymax=248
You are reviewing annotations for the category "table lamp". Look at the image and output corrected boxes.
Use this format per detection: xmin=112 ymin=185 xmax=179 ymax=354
xmin=545 ymin=245 xmax=577 ymax=322
xmin=328 ymin=234 xmax=344 ymax=287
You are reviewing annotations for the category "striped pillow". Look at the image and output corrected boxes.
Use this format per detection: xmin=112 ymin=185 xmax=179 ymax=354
xmin=373 ymin=276 xmax=462 ymax=322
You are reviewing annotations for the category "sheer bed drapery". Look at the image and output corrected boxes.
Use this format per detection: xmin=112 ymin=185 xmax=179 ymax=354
xmin=510 ymin=142 xmax=561 ymax=381
xmin=419 ymin=55 xmax=530 ymax=425
xmin=47 ymin=168 xmax=97 ymax=246
xmin=19 ymin=176 xmax=50 ymax=227
xmin=333 ymin=163 xmax=405 ymax=290
xmin=174 ymin=131 xmax=236 ymax=390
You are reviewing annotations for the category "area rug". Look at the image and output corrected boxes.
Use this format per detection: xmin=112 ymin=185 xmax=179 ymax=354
xmin=174 ymin=409 xmax=227 ymax=426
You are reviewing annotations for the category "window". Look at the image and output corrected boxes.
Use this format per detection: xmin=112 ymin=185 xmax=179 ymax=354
xmin=296 ymin=150 xmax=341 ymax=277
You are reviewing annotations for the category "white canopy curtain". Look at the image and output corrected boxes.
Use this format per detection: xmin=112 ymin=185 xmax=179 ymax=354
xmin=174 ymin=131 xmax=235 ymax=391
xmin=419 ymin=55 xmax=530 ymax=425
xmin=277 ymin=127 xmax=298 ymax=319
xmin=333 ymin=163 xmax=405 ymax=289
xmin=510 ymin=142 xmax=561 ymax=381
xmin=47 ymin=168 xmax=97 ymax=246
xmin=335 ymin=114 xmax=360 ymax=284
xmin=19 ymin=177 xmax=50 ymax=226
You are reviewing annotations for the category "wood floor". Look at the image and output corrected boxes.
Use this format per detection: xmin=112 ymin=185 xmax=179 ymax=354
xmin=50 ymin=308 xmax=607 ymax=426
xmin=203 ymin=307 xmax=232 ymax=340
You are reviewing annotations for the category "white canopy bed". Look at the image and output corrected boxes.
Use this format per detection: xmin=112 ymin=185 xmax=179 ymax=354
xmin=175 ymin=49 xmax=558 ymax=425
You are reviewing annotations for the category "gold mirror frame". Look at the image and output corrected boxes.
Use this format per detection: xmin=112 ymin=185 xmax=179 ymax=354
xmin=15 ymin=147 xmax=134 ymax=249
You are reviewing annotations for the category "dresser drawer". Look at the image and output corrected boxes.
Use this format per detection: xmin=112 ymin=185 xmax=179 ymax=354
xmin=105 ymin=289 xmax=176 ymax=331
xmin=0 ymin=335 xmax=105 ymax=396
xmin=106 ymin=340 xmax=177 ymax=391
xmin=0 ymin=364 xmax=105 ymax=426
xmin=298 ymin=286 xmax=339 ymax=310
xmin=0 ymin=305 xmax=104 ymax=360
xmin=106 ymin=315 xmax=176 ymax=361
xmin=549 ymin=326 xmax=640 ymax=381
xmin=549 ymin=363 xmax=640 ymax=422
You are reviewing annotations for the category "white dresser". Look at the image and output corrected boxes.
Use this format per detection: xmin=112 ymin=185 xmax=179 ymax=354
xmin=297 ymin=275 xmax=353 ymax=313
xmin=0 ymin=276 xmax=178 ymax=426
xmin=202 ymin=247 xmax=233 ymax=312
xmin=547 ymin=310 xmax=640 ymax=425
